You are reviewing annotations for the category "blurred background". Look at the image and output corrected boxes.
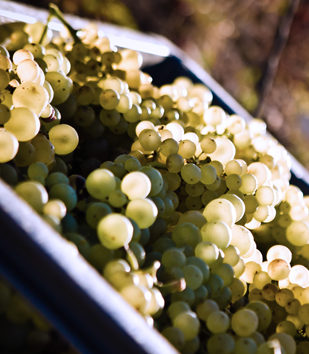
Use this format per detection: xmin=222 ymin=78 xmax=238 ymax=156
xmin=9 ymin=0 xmax=309 ymax=169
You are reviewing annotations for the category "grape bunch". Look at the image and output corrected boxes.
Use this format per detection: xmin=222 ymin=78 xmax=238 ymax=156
xmin=0 ymin=4 xmax=309 ymax=354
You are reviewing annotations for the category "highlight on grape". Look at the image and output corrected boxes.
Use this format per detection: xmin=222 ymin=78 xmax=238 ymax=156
xmin=0 ymin=4 xmax=309 ymax=353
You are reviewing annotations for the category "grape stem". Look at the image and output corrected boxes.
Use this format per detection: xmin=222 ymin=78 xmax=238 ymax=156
xmin=48 ymin=4 xmax=81 ymax=44
xmin=124 ymin=245 xmax=139 ymax=271
xmin=158 ymin=278 xmax=186 ymax=295
xmin=38 ymin=13 xmax=52 ymax=44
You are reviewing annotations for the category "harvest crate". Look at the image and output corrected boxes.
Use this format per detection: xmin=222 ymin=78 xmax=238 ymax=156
xmin=0 ymin=1 xmax=308 ymax=353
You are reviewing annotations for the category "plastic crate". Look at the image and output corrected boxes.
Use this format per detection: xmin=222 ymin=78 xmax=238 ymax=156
xmin=0 ymin=1 xmax=308 ymax=353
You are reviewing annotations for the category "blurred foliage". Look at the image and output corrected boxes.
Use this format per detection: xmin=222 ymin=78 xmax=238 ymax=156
xmin=10 ymin=0 xmax=309 ymax=169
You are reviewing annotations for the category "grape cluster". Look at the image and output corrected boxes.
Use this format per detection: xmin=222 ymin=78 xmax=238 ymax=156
xmin=0 ymin=6 xmax=309 ymax=354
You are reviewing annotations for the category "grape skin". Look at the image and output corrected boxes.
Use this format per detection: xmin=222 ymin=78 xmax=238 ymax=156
xmin=1 ymin=16 xmax=309 ymax=354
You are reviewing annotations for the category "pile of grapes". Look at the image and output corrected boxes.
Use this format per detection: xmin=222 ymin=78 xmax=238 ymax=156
xmin=1 ymin=5 xmax=309 ymax=354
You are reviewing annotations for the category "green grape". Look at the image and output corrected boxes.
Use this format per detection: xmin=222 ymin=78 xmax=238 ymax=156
xmin=298 ymin=303 xmax=309 ymax=325
xmin=200 ymin=164 xmax=217 ymax=185
xmin=120 ymin=284 xmax=151 ymax=314
xmin=195 ymin=241 xmax=219 ymax=265
xmin=241 ymin=261 xmax=261 ymax=284
xmin=43 ymin=54 xmax=62 ymax=72
xmin=159 ymin=138 xmax=179 ymax=157
xmin=0 ymin=89 xmax=13 ymax=109
xmin=49 ymin=183 xmax=77 ymax=212
xmin=253 ymin=271 xmax=271 ymax=290
xmin=171 ymin=288 xmax=195 ymax=306
xmin=0 ymin=163 xmax=18 ymax=185
xmin=181 ymin=163 xmax=201 ymax=184
xmin=5 ymin=107 xmax=40 ymax=142
xmin=185 ymin=182 xmax=204 ymax=198
xmin=167 ymin=301 xmax=191 ymax=320
xmin=123 ymin=104 xmax=142 ymax=123
xmin=186 ymin=256 xmax=210 ymax=283
xmin=86 ymin=168 xmax=116 ymax=201
xmin=225 ymin=173 xmax=241 ymax=191
xmin=178 ymin=210 xmax=206 ymax=228
xmin=125 ymin=198 xmax=158 ymax=229
xmin=212 ymin=263 xmax=234 ymax=286
xmin=15 ymin=181 xmax=48 ymax=212
xmin=239 ymin=174 xmax=258 ymax=195
xmin=286 ymin=221 xmax=309 ymax=246
xmin=0 ymin=128 xmax=19 ymax=163
xmin=121 ymin=171 xmax=151 ymax=200
xmin=276 ymin=320 xmax=296 ymax=336
xmin=161 ymin=171 xmax=181 ymax=192
xmin=12 ymin=81 xmax=48 ymax=116
xmin=48 ymin=124 xmax=79 ymax=155
xmin=221 ymin=193 xmax=245 ymax=222
xmin=23 ymin=43 xmax=45 ymax=59
xmin=32 ymin=133 xmax=55 ymax=165
xmin=88 ymin=244 xmax=114 ymax=271
xmin=262 ymin=283 xmax=278 ymax=302
xmin=0 ymin=103 xmax=10 ymax=124
xmin=246 ymin=300 xmax=272 ymax=332
xmin=42 ymin=199 xmax=66 ymax=220
xmin=203 ymin=198 xmax=236 ymax=226
xmin=166 ymin=153 xmax=184 ymax=173
xmin=182 ymin=336 xmax=200 ymax=354
xmin=234 ymin=337 xmax=257 ymax=354
xmin=243 ymin=195 xmax=258 ymax=214
xmin=0 ymin=69 xmax=9 ymax=91
xmin=16 ymin=58 xmax=41 ymax=82
xmin=208 ymin=137 xmax=235 ymax=165
xmin=116 ymin=93 xmax=133 ymax=113
xmin=196 ymin=298 xmax=219 ymax=321
xmin=233 ymin=257 xmax=245 ymax=277
xmin=194 ymin=285 xmax=208 ymax=303
xmin=172 ymin=310 xmax=200 ymax=341
xmin=201 ymin=221 xmax=232 ymax=249
xmin=223 ymin=245 xmax=240 ymax=266
xmin=43 ymin=81 xmax=54 ymax=103
xmin=129 ymin=242 xmax=145 ymax=267
xmin=206 ymin=310 xmax=230 ymax=334
xmin=172 ymin=223 xmax=201 ymax=248
xmin=229 ymin=278 xmax=247 ymax=303
xmin=123 ymin=156 xmax=141 ymax=172
xmin=46 ymin=172 xmax=69 ymax=187
xmin=161 ymin=327 xmax=185 ymax=351
xmin=139 ymin=129 xmax=161 ymax=151
xmin=178 ymin=139 xmax=196 ymax=159
xmin=268 ymin=333 xmax=296 ymax=354
xmin=206 ymin=333 xmax=235 ymax=354
xmin=152 ymin=196 xmax=166 ymax=216
xmin=108 ymin=189 xmax=128 ymax=208
xmin=99 ymin=109 xmax=121 ymax=127
xmin=182 ymin=265 xmax=203 ymax=290
xmin=27 ymin=162 xmax=48 ymax=182
xmin=65 ymin=232 xmax=90 ymax=257
xmin=231 ymin=308 xmax=259 ymax=337
xmin=267 ymin=259 xmax=291 ymax=281
xmin=230 ymin=224 xmax=254 ymax=257
xmin=46 ymin=71 xmax=73 ymax=105
xmin=97 ymin=213 xmax=133 ymax=249
xmin=225 ymin=159 xmax=244 ymax=176
xmin=161 ymin=248 xmax=186 ymax=269
xmin=103 ymin=259 xmax=131 ymax=279
xmin=289 ymin=264 xmax=309 ymax=287
xmin=206 ymin=273 xmax=224 ymax=298
xmin=99 ymin=89 xmax=120 ymax=110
